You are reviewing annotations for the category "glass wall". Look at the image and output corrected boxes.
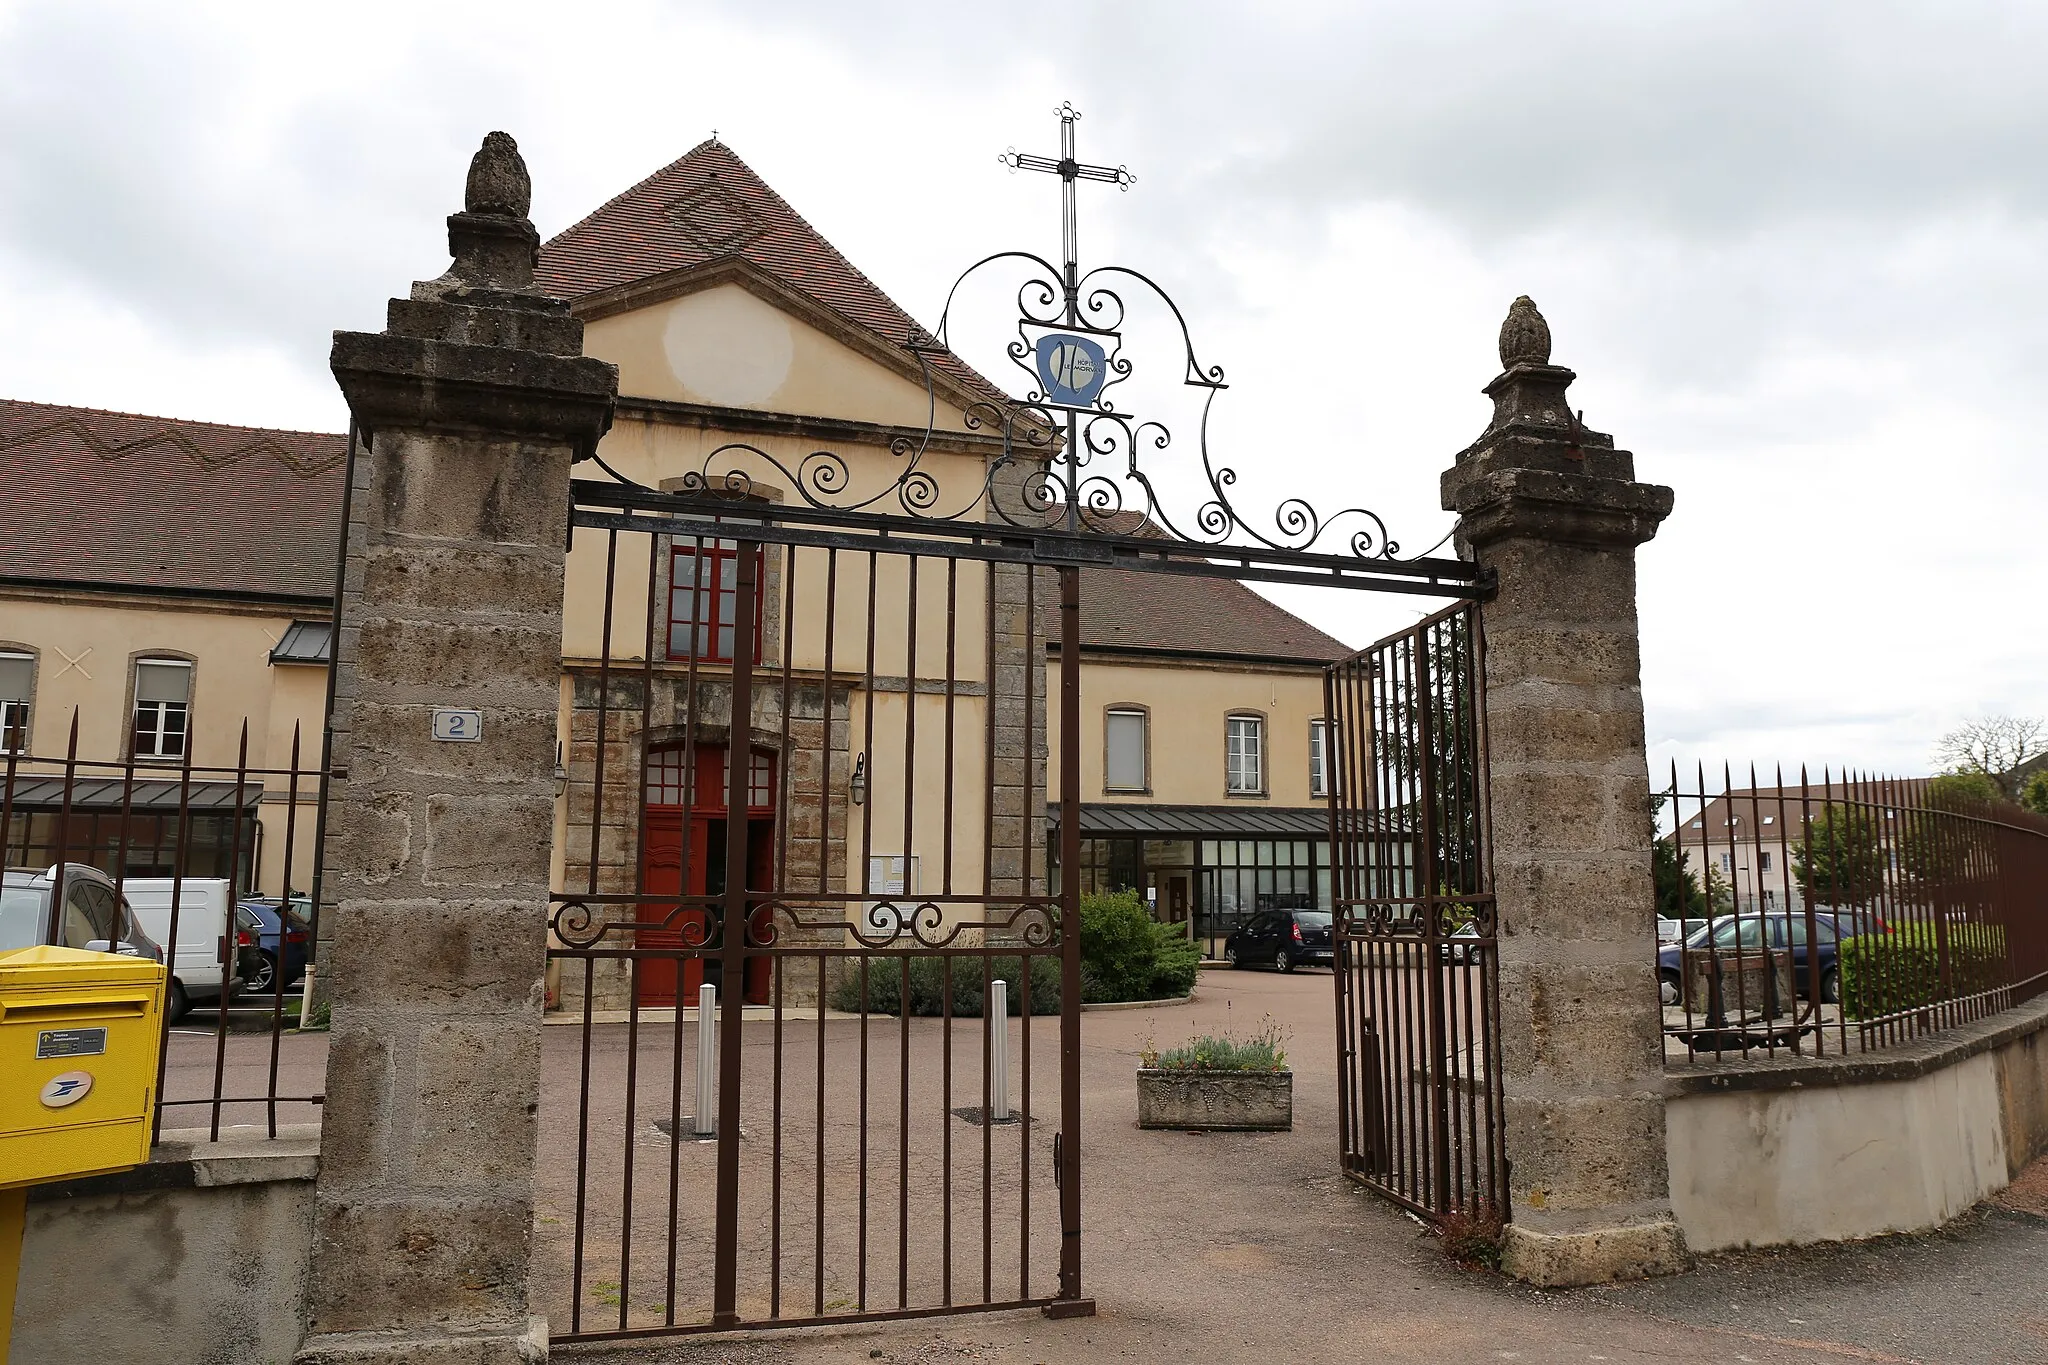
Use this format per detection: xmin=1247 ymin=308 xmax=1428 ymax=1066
xmin=1197 ymin=839 xmax=1329 ymax=958
xmin=3 ymin=809 xmax=261 ymax=890
xmin=1050 ymin=830 xmax=1331 ymax=958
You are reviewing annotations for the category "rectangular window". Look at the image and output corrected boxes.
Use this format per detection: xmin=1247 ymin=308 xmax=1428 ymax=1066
xmin=1104 ymin=709 xmax=1146 ymax=791
xmin=0 ymin=651 xmax=30 ymax=753
xmin=1309 ymin=719 xmax=1335 ymax=798
xmin=1719 ymin=851 xmax=1732 ymax=873
xmin=667 ymin=538 xmax=764 ymax=664
xmin=132 ymin=659 xmax=192 ymax=759
xmin=1759 ymin=850 xmax=1773 ymax=874
xmin=1226 ymin=715 xmax=1264 ymax=795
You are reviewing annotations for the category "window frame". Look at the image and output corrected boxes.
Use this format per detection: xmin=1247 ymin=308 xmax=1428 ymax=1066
xmin=1224 ymin=712 xmax=1266 ymax=797
xmin=665 ymin=536 xmax=767 ymax=667
xmin=1102 ymin=704 xmax=1149 ymax=794
xmin=129 ymin=654 xmax=195 ymax=763
xmin=0 ymin=645 xmax=35 ymax=754
xmin=1309 ymin=718 xmax=1337 ymax=800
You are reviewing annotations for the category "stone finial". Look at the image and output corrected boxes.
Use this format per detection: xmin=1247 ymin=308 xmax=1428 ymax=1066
xmin=464 ymin=131 xmax=531 ymax=218
xmin=1498 ymin=295 xmax=1551 ymax=369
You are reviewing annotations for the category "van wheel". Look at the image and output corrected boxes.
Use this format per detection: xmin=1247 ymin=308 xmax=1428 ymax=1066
xmin=167 ymin=979 xmax=190 ymax=1024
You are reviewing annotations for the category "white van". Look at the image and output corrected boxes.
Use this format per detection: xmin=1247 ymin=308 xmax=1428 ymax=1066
xmin=122 ymin=877 xmax=247 ymax=1021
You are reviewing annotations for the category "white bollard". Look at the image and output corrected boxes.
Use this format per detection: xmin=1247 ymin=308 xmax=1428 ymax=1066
xmin=988 ymin=979 xmax=1010 ymax=1122
xmin=693 ymin=981 xmax=717 ymax=1137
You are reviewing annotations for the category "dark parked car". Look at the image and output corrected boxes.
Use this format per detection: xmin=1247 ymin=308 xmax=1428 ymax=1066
xmin=1657 ymin=911 xmax=1888 ymax=1006
xmin=236 ymin=899 xmax=312 ymax=994
xmin=0 ymin=864 xmax=163 ymax=961
xmin=1224 ymin=910 xmax=1334 ymax=973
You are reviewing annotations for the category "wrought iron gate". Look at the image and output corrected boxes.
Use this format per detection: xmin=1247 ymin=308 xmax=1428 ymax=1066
xmin=1325 ymin=602 xmax=1506 ymax=1223
xmin=542 ymin=485 xmax=1090 ymax=1340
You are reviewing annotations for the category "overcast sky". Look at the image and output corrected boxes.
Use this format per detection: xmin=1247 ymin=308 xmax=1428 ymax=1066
xmin=3 ymin=1 xmax=2044 ymax=781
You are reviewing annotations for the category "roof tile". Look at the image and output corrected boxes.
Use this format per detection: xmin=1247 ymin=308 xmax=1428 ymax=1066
xmin=0 ymin=399 xmax=345 ymax=601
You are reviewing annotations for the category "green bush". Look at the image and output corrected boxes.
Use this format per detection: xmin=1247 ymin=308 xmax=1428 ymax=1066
xmin=1837 ymin=923 xmax=2007 ymax=1021
xmin=829 ymin=955 xmax=1061 ymax=1017
xmin=823 ymin=890 xmax=1197 ymax=1015
xmin=1078 ymin=889 xmax=1198 ymax=1004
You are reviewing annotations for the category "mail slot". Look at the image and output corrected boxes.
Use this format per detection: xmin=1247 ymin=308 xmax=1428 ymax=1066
xmin=0 ymin=945 xmax=166 ymax=1190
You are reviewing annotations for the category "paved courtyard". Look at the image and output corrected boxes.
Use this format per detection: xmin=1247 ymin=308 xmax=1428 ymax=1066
xmin=166 ymin=967 xmax=2048 ymax=1362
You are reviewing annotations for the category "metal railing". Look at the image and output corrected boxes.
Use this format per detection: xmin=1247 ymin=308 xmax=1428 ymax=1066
xmin=1661 ymin=763 xmax=2048 ymax=1064
xmin=1 ymin=710 xmax=326 ymax=1139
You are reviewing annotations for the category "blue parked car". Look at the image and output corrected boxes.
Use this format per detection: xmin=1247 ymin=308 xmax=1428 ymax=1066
xmin=236 ymin=897 xmax=312 ymax=996
xmin=1657 ymin=911 xmax=1889 ymax=1007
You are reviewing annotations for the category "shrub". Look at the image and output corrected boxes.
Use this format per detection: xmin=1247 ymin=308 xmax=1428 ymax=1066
xmin=1141 ymin=1016 xmax=1289 ymax=1072
xmin=1436 ymin=1200 xmax=1506 ymax=1270
xmin=825 ymin=889 xmax=1196 ymax=1015
xmin=1837 ymin=922 xmax=2007 ymax=1021
xmin=1078 ymin=889 xmax=1198 ymax=1004
xmin=828 ymin=955 xmax=1061 ymax=1017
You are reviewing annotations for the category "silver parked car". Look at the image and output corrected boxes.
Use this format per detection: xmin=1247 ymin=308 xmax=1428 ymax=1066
xmin=1 ymin=864 xmax=164 ymax=964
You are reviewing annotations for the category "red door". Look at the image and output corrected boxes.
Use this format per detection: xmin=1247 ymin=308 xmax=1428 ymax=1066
xmin=637 ymin=809 xmax=708 ymax=1007
xmin=637 ymin=745 xmax=776 ymax=1008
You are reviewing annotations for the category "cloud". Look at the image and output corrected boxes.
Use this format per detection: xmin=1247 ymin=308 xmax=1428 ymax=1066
xmin=0 ymin=0 xmax=2042 ymax=774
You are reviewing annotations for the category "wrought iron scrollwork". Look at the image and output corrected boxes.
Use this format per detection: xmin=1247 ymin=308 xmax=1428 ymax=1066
xmin=571 ymin=114 xmax=1418 ymax=567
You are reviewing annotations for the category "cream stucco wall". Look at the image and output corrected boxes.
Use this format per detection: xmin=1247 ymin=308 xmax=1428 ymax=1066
xmin=1666 ymin=1004 xmax=2048 ymax=1253
xmin=1046 ymin=654 xmax=1331 ymax=808
xmin=583 ymin=281 xmax=962 ymax=430
xmin=0 ymin=588 xmax=324 ymax=895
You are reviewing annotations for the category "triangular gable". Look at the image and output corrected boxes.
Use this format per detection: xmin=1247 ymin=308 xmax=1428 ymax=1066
xmin=537 ymin=140 xmax=1014 ymax=421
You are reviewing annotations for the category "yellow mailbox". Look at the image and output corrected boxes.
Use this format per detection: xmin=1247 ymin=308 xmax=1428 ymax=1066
xmin=0 ymin=946 xmax=165 ymax=1190
xmin=0 ymin=945 xmax=165 ymax=1362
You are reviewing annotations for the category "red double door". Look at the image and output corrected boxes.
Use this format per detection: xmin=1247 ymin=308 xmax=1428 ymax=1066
xmin=638 ymin=745 xmax=776 ymax=1008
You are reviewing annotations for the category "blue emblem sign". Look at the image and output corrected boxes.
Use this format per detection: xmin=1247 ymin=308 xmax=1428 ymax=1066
xmin=1034 ymin=333 xmax=1109 ymax=408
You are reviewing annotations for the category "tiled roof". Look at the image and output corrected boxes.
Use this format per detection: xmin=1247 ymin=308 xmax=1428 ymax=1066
xmin=535 ymin=140 xmax=1014 ymax=412
xmin=1076 ymin=566 xmax=1352 ymax=662
xmin=0 ymin=399 xmax=345 ymax=602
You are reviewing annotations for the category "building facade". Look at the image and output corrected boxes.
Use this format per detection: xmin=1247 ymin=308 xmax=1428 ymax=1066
xmin=1 ymin=138 xmax=1359 ymax=987
xmin=0 ymin=401 xmax=338 ymax=899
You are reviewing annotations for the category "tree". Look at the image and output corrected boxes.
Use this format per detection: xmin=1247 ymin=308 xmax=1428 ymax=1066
xmin=2023 ymin=770 xmax=2048 ymax=818
xmin=1926 ymin=771 xmax=2000 ymax=808
xmin=1792 ymin=803 xmax=1888 ymax=907
xmin=1654 ymin=836 xmax=1706 ymax=921
xmin=1933 ymin=715 xmax=2046 ymax=801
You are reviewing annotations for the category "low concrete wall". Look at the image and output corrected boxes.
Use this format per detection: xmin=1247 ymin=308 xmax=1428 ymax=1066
xmin=11 ymin=1125 xmax=318 ymax=1364
xmin=1667 ymin=996 xmax=2048 ymax=1252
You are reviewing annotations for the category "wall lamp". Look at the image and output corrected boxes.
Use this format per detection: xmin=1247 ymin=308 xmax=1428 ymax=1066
xmin=850 ymin=752 xmax=867 ymax=806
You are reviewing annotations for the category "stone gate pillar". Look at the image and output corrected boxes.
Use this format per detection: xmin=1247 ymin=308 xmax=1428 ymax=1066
xmin=1442 ymin=298 xmax=1682 ymax=1287
xmin=297 ymin=133 xmax=616 ymax=1363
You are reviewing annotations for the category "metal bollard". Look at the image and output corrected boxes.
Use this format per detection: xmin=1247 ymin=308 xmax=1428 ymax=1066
xmin=693 ymin=981 xmax=717 ymax=1137
xmin=988 ymin=979 xmax=1010 ymax=1122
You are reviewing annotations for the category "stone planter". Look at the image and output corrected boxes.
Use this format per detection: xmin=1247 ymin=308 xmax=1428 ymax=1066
xmin=1136 ymin=1068 xmax=1292 ymax=1131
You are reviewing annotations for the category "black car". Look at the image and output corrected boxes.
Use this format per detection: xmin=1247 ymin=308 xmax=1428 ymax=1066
xmin=1224 ymin=910 xmax=1334 ymax=972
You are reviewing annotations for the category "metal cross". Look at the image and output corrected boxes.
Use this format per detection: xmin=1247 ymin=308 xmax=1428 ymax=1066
xmin=1001 ymin=102 xmax=1134 ymax=323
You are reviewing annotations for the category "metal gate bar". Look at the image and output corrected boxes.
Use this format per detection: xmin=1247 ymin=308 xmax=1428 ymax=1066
xmin=1327 ymin=601 xmax=1505 ymax=1222
xmin=543 ymin=498 xmax=1085 ymax=1341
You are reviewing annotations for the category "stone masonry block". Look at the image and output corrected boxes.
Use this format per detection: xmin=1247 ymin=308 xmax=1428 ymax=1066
xmin=373 ymin=430 xmax=574 ymax=548
xmin=326 ymin=899 xmax=547 ymax=1010
xmin=424 ymin=795 xmax=555 ymax=889
xmin=306 ymin=1196 xmax=534 ymax=1334
xmin=361 ymin=544 xmax=565 ymax=615
xmin=310 ymin=1027 xmax=394 ymax=1190
xmin=414 ymin=1016 xmax=542 ymax=1186
xmin=356 ymin=618 xmax=563 ymax=694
